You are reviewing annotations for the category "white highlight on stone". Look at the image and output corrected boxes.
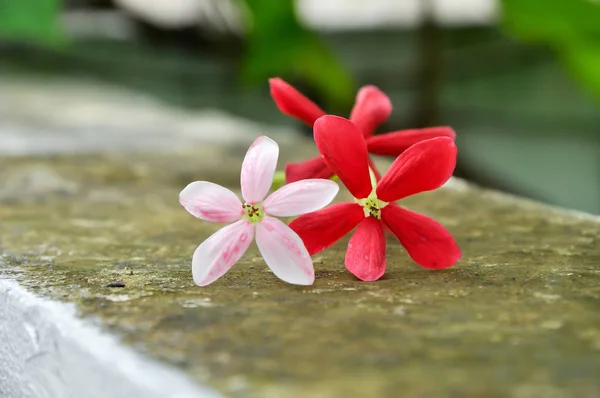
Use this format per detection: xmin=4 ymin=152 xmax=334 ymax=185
xmin=0 ymin=280 xmax=221 ymax=398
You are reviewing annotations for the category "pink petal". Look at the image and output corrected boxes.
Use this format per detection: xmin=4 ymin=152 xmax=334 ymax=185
xmin=366 ymin=127 xmax=456 ymax=156
xmin=345 ymin=217 xmax=386 ymax=281
xmin=376 ymin=137 xmax=457 ymax=202
xmin=314 ymin=115 xmax=372 ymax=199
xmin=381 ymin=204 xmax=461 ymax=269
xmin=269 ymin=78 xmax=327 ymax=126
xmin=241 ymin=136 xmax=279 ymax=204
xmin=288 ymin=202 xmax=364 ymax=255
xmin=284 ymin=156 xmax=333 ymax=183
xmin=255 ymin=216 xmax=314 ymax=285
xmin=192 ymin=220 xmax=254 ymax=286
xmin=263 ymin=179 xmax=339 ymax=217
xmin=349 ymin=85 xmax=392 ymax=138
xmin=179 ymin=181 xmax=243 ymax=223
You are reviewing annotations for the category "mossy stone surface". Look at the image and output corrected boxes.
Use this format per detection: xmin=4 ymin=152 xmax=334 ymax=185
xmin=1 ymin=150 xmax=600 ymax=398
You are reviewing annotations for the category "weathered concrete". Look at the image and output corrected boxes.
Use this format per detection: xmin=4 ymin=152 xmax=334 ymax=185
xmin=1 ymin=77 xmax=600 ymax=398
xmin=0 ymin=76 xmax=301 ymax=156
xmin=1 ymin=151 xmax=599 ymax=398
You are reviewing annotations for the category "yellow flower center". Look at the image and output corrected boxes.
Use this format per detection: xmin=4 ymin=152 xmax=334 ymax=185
xmin=355 ymin=191 xmax=388 ymax=220
xmin=242 ymin=203 xmax=264 ymax=223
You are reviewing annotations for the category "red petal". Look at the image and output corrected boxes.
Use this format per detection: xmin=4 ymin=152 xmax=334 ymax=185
xmin=345 ymin=217 xmax=386 ymax=281
xmin=366 ymin=127 xmax=456 ymax=156
xmin=349 ymin=85 xmax=392 ymax=138
xmin=313 ymin=115 xmax=372 ymax=199
xmin=376 ymin=137 xmax=457 ymax=202
xmin=381 ymin=204 xmax=461 ymax=269
xmin=284 ymin=156 xmax=332 ymax=183
xmin=288 ymin=202 xmax=364 ymax=255
xmin=269 ymin=78 xmax=326 ymax=126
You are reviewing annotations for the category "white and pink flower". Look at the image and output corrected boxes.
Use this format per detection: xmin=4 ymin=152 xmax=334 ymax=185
xmin=179 ymin=136 xmax=339 ymax=286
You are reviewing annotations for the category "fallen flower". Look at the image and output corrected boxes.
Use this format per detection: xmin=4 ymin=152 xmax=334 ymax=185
xmin=180 ymin=136 xmax=339 ymax=286
xmin=289 ymin=116 xmax=461 ymax=281
xmin=269 ymin=77 xmax=456 ymax=182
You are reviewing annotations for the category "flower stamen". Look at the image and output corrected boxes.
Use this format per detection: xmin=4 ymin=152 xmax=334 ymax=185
xmin=243 ymin=203 xmax=264 ymax=223
xmin=355 ymin=192 xmax=388 ymax=220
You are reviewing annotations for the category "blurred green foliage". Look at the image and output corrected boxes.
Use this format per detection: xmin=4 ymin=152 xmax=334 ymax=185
xmin=0 ymin=0 xmax=63 ymax=44
xmin=502 ymin=0 xmax=600 ymax=102
xmin=0 ymin=0 xmax=353 ymax=110
xmin=240 ymin=0 xmax=355 ymax=111
xmin=8 ymin=0 xmax=598 ymax=112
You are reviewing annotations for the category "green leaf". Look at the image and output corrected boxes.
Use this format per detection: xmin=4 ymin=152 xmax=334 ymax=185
xmin=240 ymin=0 xmax=355 ymax=110
xmin=562 ymin=41 xmax=600 ymax=100
xmin=502 ymin=0 xmax=600 ymax=43
xmin=0 ymin=0 xmax=64 ymax=45
xmin=501 ymin=0 xmax=600 ymax=102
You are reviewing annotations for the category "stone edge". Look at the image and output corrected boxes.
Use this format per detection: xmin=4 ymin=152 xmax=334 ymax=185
xmin=0 ymin=279 xmax=220 ymax=398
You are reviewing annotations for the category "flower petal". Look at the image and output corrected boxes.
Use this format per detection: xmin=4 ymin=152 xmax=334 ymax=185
xmin=314 ymin=115 xmax=372 ymax=199
xmin=376 ymin=137 xmax=457 ymax=202
xmin=263 ymin=179 xmax=339 ymax=217
xmin=288 ymin=202 xmax=364 ymax=255
xmin=192 ymin=220 xmax=254 ymax=286
xmin=345 ymin=217 xmax=386 ymax=281
xmin=241 ymin=135 xmax=279 ymax=204
xmin=179 ymin=181 xmax=243 ymax=222
xmin=284 ymin=155 xmax=333 ymax=183
xmin=381 ymin=204 xmax=461 ymax=269
xmin=256 ymin=216 xmax=314 ymax=285
xmin=366 ymin=127 xmax=456 ymax=156
xmin=349 ymin=85 xmax=392 ymax=138
xmin=269 ymin=78 xmax=327 ymax=126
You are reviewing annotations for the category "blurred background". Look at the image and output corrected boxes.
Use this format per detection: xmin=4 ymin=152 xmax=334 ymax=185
xmin=1 ymin=0 xmax=599 ymax=213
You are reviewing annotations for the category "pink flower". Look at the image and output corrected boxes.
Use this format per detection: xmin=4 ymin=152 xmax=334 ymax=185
xmin=289 ymin=116 xmax=461 ymax=281
xmin=180 ymin=136 xmax=339 ymax=286
xmin=269 ymin=77 xmax=456 ymax=182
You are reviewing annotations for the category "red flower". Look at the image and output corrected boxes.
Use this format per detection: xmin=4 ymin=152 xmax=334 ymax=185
xmin=289 ymin=115 xmax=461 ymax=281
xmin=269 ymin=77 xmax=456 ymax=183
